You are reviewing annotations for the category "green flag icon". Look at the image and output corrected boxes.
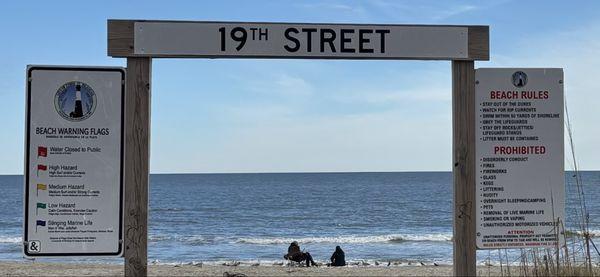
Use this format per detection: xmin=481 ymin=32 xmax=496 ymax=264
xmin=36 ymin=202 xmax=46 ymax=216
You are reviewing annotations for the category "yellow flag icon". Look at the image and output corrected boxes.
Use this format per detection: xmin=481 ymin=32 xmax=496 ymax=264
xmin=36 ymin=183 xmax=47 ymax=197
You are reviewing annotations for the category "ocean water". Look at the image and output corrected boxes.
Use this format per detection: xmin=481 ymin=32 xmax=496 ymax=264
xmin=1 ymin=172 xmax=599 ymax=265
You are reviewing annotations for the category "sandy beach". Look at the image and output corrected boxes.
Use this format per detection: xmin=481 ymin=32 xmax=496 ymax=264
xmin=0 ymin=262 xmax=513 ymax=276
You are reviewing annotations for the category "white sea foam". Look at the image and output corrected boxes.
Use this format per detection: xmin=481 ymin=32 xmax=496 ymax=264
xmin=149 ymin=234 xmax=225 ymax=244
xmin=152 ymin=259 xmax=454 ymax=267
xmin=152 ymin=229 xmax=600 ymax=245
xmin=148 ymin=234 xmax=171 ymax=242
xmin=151 ymin=207 xmax=185 ymax=212
xmin=0 ymin=236 xmax=21 ymax=244
xmin=568 ymin=229 xmax=600 ymax=237
xmin=235 ymin=233 xmax=452 ymax=245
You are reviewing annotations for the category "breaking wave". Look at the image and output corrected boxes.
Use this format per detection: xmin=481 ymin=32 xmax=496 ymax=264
xmin=150 ymin=259 xmax=454 ymax=267
xmin=0 ymin=236 xmax=21 ymax=244
xmin=235 ymin=233 xmax=452 ymax=245
xmin=565 ymin=229 xmax=600 ymax=238
xmin=149 ymin=234 xmax=225 ymax=245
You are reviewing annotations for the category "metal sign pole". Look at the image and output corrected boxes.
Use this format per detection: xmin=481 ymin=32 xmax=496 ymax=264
xmin=123 ymin=57 xmax=152 ymax=277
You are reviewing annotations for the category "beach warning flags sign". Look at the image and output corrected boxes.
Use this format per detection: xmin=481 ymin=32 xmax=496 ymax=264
xmin=24 ymin=66 xmax=125 ymax=257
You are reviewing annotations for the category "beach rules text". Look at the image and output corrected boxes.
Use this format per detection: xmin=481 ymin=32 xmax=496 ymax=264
xmin=475 ymin=68 xmax=564 ymax=249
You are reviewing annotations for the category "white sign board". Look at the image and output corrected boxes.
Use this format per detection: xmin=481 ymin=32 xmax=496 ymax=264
xmin=24 ymin=66 xmax=124 ymax=256
xmin=475 ymin=68 xmax=564 ymax=249
xmin=133 ymin=21 xmax=469 ymax=59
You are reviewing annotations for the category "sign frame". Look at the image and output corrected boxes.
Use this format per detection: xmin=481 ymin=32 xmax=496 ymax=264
xmin=23 ymin=65 xmax=126 ymax=257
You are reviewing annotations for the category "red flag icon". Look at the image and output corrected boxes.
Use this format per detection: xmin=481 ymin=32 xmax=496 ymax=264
xmin=37 ymin=164 xmax=47 ymax=177
xmin=38 ymin=146 xmax=47 ymax=157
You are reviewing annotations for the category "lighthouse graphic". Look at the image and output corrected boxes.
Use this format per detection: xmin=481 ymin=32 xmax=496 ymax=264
xmin=512 ymin=71 xmax=528 ymax=88
xmin=55 ymin=81 xmax=96 ymax=122
xmin=69 ymin=84 xmax=84 ymax=119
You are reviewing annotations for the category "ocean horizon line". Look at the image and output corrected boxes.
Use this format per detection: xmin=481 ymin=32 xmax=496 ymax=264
xmin=1 ymin=169 xmax=598 ymax=176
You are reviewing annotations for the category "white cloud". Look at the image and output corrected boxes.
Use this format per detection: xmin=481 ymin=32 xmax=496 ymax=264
xmin=368 ymin=1 xmax=474 ymax=22
xmin=245 ymin=73 xmax=314 ymax=98
xmin=334 ymin=86 xmax=451 ymax=105
xmin=296 ymin=3 xmax=357 ymax=12
xmin=431 ymin=5 xmax=478 ymax=21
xmin=292 ymin=2 xmax=369 ymax=21
xmin=368 ymin=0 xmax=511 ymax=22
xmin=163 ymin=109 xmax=451 ymax=173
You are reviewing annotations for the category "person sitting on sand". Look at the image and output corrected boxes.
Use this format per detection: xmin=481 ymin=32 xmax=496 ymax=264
xmin=330 ymin=245 xmax=346 ymax=266
xmin=283 ymin=241 xmax=317 ymax=267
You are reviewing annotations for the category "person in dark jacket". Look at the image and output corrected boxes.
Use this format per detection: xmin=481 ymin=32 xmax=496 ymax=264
xmin=283 ymin=241 xmax=317 ymax=267
xmin=330 ymin=246 xmax=346 ymax=266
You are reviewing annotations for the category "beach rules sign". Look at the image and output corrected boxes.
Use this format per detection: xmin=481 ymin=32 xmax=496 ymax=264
xmin=23 ymin=66 xmax=125 ymax=256
xmin=475 ymin=68 xmax=564 ymax=249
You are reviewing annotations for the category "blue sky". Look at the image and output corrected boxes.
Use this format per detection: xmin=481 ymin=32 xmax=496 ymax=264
xmin=1 ymin=1 xmax=599 ymax=174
